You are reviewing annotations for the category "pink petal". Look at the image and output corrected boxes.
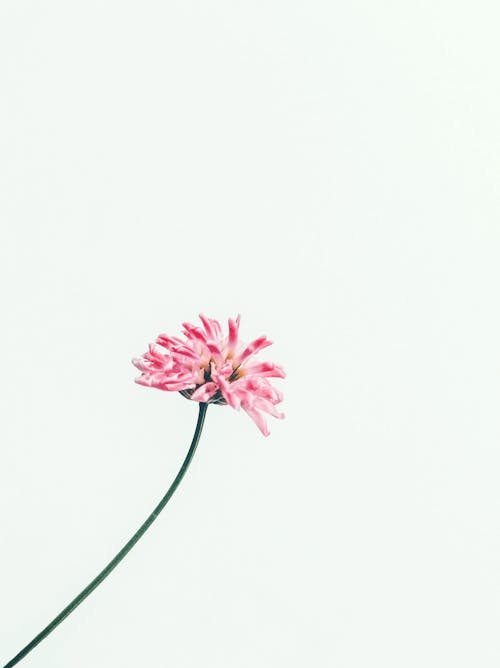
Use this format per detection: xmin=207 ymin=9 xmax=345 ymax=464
xmin=207 ymin=341 xmax=224 ymax=364
xmin=227 ymin=315 xmax=241 ymax=355
xmin=191 ymin=382 xmax=218 ymax=402
xmin=253 ymin=397 xmax=285 ymax=419
xmin=169 ymin=345 xmax=199 ymax=360
xmin=182 ymin=322 xmax=208 ymax=344
xmin=233 ymin=336 xmax=273 ymax=366
xmin=132 ymin=357 xmax=150 ymax=372
xmin=156 ymin=334 xmax=185 ymax=349
xmin=199 ymin=314 xmax=216 ymax=339
xmin=215 ymin=372 xmax=240 ymax=409
xmin=240 ymin=361 xmax=286 ymax=379
xmin=242 ymin=406 xmax=270 ymax=436
xmin=199 ymin=314 xmax=223 ymax=341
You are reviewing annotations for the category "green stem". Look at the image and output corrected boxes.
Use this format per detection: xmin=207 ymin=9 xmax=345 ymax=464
xmin=3 ymin=402 xmax=208 ymax=667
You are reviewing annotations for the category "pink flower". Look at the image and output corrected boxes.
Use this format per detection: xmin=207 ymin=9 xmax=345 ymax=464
xmin=133 ymin=315 xmax=286 ymax=436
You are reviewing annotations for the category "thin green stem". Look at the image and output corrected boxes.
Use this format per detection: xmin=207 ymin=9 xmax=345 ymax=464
xmin=3 ymin=402 xmax=208 ymax=668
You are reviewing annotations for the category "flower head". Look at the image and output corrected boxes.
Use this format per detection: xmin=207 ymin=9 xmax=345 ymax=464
xmin=133 ymin=314 xmax=285 ymax=436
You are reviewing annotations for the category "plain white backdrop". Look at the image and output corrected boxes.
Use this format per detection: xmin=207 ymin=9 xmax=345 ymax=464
xmin=1 ymin=1 xmax=499 ymax=666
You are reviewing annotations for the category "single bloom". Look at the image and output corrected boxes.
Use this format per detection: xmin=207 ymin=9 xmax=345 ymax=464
xmin=133 ymin=314 xmax=285 ymax=436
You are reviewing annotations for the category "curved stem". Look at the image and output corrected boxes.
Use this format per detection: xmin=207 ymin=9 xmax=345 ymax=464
xmin=3 ymin=402 xmax=208 ymax=668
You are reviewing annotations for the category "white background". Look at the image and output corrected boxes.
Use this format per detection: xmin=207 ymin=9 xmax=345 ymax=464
xmin=1 ymin=1 xmax=499 ymax=666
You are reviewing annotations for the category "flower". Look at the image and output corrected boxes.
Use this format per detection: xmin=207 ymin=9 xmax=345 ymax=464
xmin=133 ymin=314 xmax=285 ymax=436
